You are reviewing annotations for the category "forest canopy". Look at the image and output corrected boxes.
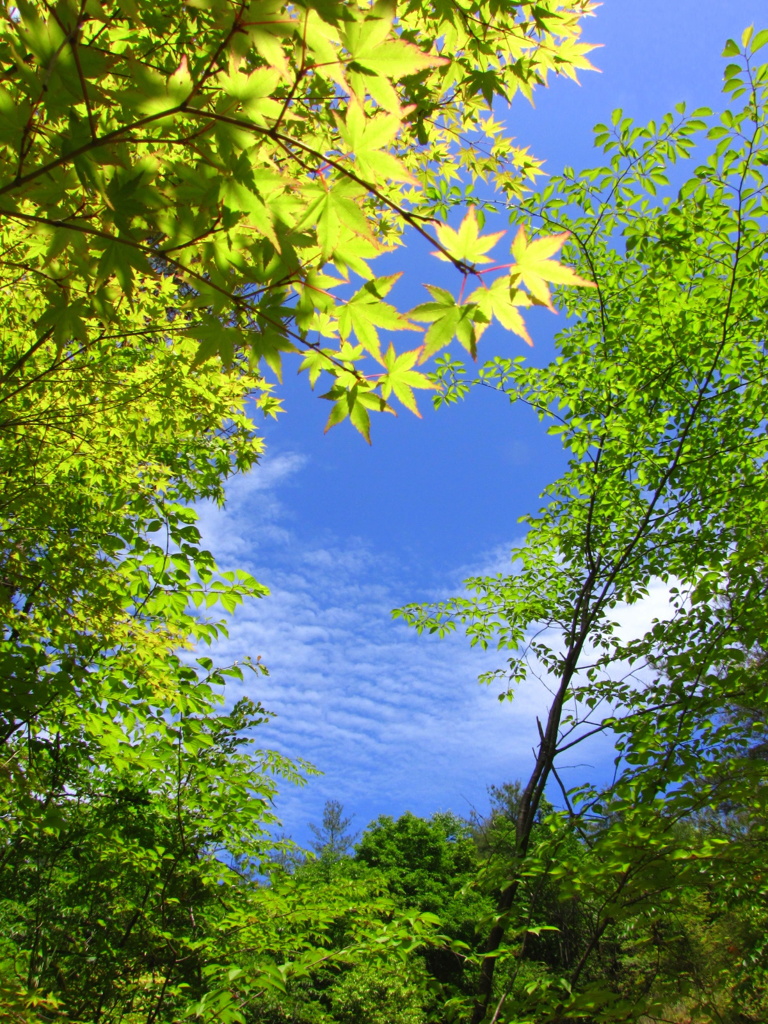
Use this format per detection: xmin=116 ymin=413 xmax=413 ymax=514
xmin=0 ymin=0 xmax=595 ymax=436
xmin=0 ymin=2 xmax=767 ymax=1023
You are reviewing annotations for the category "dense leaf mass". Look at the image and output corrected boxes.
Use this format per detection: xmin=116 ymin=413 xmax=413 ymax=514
xmin=400 ymin=26 xmax=768 ymax=1024
xmin=1 ymin=3 xmax=767 ymax=1023
xmin=0 ymin=0 xmax=595 ymax=437
xmin=0 ymin=1 xmax=597 ymax=1019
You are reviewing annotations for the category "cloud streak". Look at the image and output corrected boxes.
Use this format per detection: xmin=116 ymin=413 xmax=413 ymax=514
xmin=197 ymin=454 xmax=676 ymax=847
xmin=195 ymin=455 xmax=558 ymax=843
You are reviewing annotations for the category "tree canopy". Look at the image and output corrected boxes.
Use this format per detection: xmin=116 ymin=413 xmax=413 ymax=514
xmin=0 ymin=0 xmax=596 ymax=437
xmin=0 ymin=0 xmax=601 ymax=1020
xmin=2 ymin=3 xmax=768 ymax=1023
xmin=400 ymin=25 xmax=768 ymax=1023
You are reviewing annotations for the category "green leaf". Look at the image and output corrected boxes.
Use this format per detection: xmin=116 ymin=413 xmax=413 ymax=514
xmin=467 ymin=278 xmax=533 ymax=347
xmin=349 ymin=38 xmax=448 ymax=78
xmin=337 ymin=274 xmax=415 ymax=357
xmin=377 ymin=344 xmax=437 ymax=415
xmin=320 ymin=384 xmax=390 ymax=441
xmin=433 ymin=207 xmax=505 ymax=266
xmin=510 ymin=226 xmax=596 ymax=309
xmin=410 ymin=287 xmax=462 ymax=358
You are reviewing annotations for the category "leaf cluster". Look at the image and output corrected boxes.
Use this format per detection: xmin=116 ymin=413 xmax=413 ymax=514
xmin=0 ymin=0 xmax=597 ymax=438
xmin=398 ymin=31 xmax=768 ymax=1024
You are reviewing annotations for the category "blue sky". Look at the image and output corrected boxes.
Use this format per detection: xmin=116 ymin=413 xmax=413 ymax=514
xmin=199 ymin=1 xmax=768 ymax=849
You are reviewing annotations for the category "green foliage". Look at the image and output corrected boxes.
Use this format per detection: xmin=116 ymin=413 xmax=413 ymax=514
xmin=0 ymin=318 xmax=280 ymax=812
xmin=356 ymin=811 xmax=476 ymax=908
xmin=327 ymin=961 xmax=428 ymax=1024
xmin=0 ymin=693 xmax=305 ymax=1022
xmin=9 ymin=6 xmax=768 ymax=1024
xmin=225 ymin=862 xmax=445 ymax=1024
xmin=0 ymin=0 xmax=596 ymax=439
xmin=309 ymin=800 xmax=358 ymax=861
xmin=0 ymin=141 xmax=303 ymax=1024
xmin=0 ymin=0 xmax=601 ymax=1018
xmin=399 ymin=29 xmax=768 ymax=1024
xmin=354 ymin=812 xmax=490 ymax=1006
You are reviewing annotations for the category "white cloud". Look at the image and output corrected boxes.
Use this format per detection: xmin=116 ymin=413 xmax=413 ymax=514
xmin=193 ymin=452 xmax=306 ymax=562
xmin=196 ymin=456 xmax=681 ymax=847
xmin=195 ymin=455 xmax=554 ymax=843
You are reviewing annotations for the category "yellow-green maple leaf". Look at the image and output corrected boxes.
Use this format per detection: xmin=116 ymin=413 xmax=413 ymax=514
xmin=467 ymin=278 xmax=533 ymax=347
xmin=377 ymin=345 xmax=438 ymax=416
xmin=433 ymin=207 xmax=505 ymax=266
xmin=510 ymin=227 xmax=596 ymax=309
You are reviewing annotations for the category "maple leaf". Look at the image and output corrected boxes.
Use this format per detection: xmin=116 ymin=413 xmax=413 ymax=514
xmin=510 ymin=227 xmax=596 ymax=310
xmin=410 ymin=286 xmax=484 ymax=361
xmin=320 ymin=384 xmax=391 ymax=443
xmin=337 ymin=102 xmax=416 ymax=184
xmin=467 ymin=279 xmax=533 ymax=347
xmin=337 ymin=275 xmax=416 ymax=359
xmin=552 ymin=39 xmax=602 ymax=82
xmin=349 ymin=33 xmax=449 ymax=78
xmin=377 ymin=345 xmax=438 ymax=416
xmin=433 ymin=207 xmax=505 ymax=266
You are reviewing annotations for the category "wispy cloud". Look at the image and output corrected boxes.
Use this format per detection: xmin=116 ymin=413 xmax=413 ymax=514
xmin=196 ymin=455 xmax=552 ymax=843
xmin=194 ymin=453 xmax=307 ymax=562
xmin=197 ymin=456 xmax=677 ymax=847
